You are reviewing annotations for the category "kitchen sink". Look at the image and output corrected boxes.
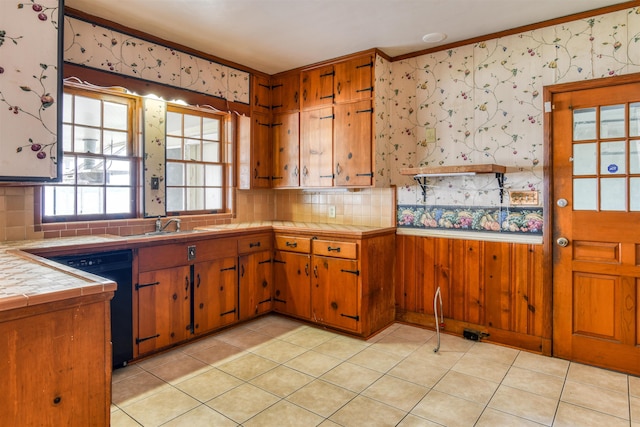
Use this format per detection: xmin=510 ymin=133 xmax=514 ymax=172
xmin=132 ymin=230 xmax=205 ymax=237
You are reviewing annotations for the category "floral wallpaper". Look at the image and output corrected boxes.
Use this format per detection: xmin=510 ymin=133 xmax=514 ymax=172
xmin=374 ymin=54 xmax=392 ymax=188
xmin=143 ymin=98 xmax=166 ymax=218
xmin=63 ymin=16 xmax=250 ymax=104
xmin=0 ymin=0 xmax=61 ymax=180
xmin=392 ymin=6 xmax=640 ymax=234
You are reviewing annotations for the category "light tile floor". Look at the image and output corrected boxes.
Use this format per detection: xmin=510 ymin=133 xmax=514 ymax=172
xmin=111 ymin=314 xmax=640 ymax=426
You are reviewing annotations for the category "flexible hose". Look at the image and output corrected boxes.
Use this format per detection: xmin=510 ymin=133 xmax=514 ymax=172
xmin=433 ymin=286 xmax=443 ymax=352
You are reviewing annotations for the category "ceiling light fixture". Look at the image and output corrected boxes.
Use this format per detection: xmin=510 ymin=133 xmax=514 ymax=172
xmin=422 ymin=32 xmax=447 ymax=43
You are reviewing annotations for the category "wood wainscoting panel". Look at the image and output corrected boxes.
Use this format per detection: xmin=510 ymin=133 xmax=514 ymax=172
xmin=396 ymin=234 xmax=549 ymax=354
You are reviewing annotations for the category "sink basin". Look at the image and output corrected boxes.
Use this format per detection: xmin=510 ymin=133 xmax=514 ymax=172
xmin=134 ymin=230 xmax=204 ymax=237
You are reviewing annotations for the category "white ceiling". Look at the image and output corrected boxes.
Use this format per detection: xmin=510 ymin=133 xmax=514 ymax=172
xmin=65 ymin=0 xmax=628 ymax=75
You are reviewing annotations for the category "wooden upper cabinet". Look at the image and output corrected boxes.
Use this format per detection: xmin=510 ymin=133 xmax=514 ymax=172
xmin=301 ymin=107 xmax=334 ymax=187
xmin=272 ymin=72 xmax=300 ymax=113
xmin=334 ymin=100 xmax=373 ymax=186
xmin=238 ymin=112 xmax=271 ymax=189
xmin=302 ymin=65 xmax=335 ymax=109
xmin=252 ymin=74 xmax=271 ymax=113
xmin=272 ymin=112 xmax=300 ymax=188
xmin=334 ymin=55 xmax=374 ymax=103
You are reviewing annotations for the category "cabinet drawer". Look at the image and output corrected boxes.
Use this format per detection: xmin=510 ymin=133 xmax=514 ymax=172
xmin=274 ymin=235 xmax=311 ymax=253
xmin=312 ymin=240 xmax=357 ymax=259
xmin=237 ymin=234 xmax=273 ymax=254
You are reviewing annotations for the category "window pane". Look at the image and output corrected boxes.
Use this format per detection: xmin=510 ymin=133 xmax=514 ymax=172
xmin=205 ymin=164 xmax=223 ymax=186
xmin=573 ymin=178 xmax=597 ymax=210
xmin=166 ymin=162 xmax=184 ymax=186
xmin=573 ymin=143 xmax=596 ymax=176
xmin=77 ymin=156 xmax=105 ymax=185
xmin=62 ymin=124 xmax=73 ymax=152
xmin=166 ymin=112 xmax=182 ymax=136
xmin=166 ymin=187 xmax=184 ymax=211
xmin=74 ymin=126 xmax=101 ymax=153
xmin=187 ymin=187 xmax=204 ymax=210
xmin=63 ymin=93 xmax=73 ymax=123
xmin=631 ymin=140 xmax=640 ymax=174
xmin=106 ymin=187 xmax=131 ymax=214
xmin=184 ymin=115 xmax=201 ymax=138
xmin=203 ymin=117 xmax=220 ymax=140
xmin=106 ymin=159 xmax=131 ymax=185
xmin=631 ymin=103 xmax=640 ymax=137
xmin=166 ymin=136 xmax=182 ymax=160
xmin=186 ymin=163 xmax=204 ymax=186
xmin=44 ymin=186 xmax=74 ymax=216
xmin=600 ymin=141 xmax=626 ymax=175
xmin=573 ymin=108 xmax=596 ymax=141
xmin=103 ymin=101 xmax=128 ymax=130
xmin=103 ymin=130 xmax=129 ymax=156
xmin=75 ymin=96 xmax=101 ymax=127
xmin=600 ymin=104 xmax=625 ymax=139
xmin=631 ymin=178 xmax=640 ymax=211
xmin=205 ymin=188 xmax=223 ymax=210
xmin=184 ymin=138 xmax=201 ymax=161
xmin=203 ymin=141 xmax=220 ymax=162
xmin=61 ymin=156 xmax=76 ymax=184
xmin=77 ymin=186 xmax=104 ymax=214
xmin=600 ymin=178 xmax=626 ymax=211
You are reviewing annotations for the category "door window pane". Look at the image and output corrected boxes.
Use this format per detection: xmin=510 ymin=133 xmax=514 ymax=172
xmin=631 ymin=178 xmax=640 ymax=211
xmin=631 ymin=140 xmax=640 ymax=174
xmin=600 ymin=141 xmax=626 ymax=175
xmin=600 ymin=104 xmax=625 ymax=138
xmin=573 ymin=108 xmax=596 ymax=141
xmin=573 ymin=178 xmax=597 ymax=210
xmin=600 ymin=178 xmax=626 ymax=211
xmin=573 ymin=143 xmax=597 ymax=175
xmin=631 ymin=103 xmax=640 ymax=137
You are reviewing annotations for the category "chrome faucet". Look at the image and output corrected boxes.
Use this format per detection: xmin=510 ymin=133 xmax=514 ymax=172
xmin=155 ymin=216 xmax=181 ymax=232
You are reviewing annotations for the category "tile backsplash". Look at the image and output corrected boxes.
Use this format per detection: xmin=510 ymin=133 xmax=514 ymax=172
xmin=0 ymin=186 xmax=395 ymax=242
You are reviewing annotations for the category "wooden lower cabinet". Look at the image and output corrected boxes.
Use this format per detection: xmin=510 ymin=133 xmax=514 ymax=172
xmin=0 ymin=293 xmax=112 ymax=426
xmin=137 ymin=266 xmax=191 ymax=355
xmin=312 ymin=255 xmax=360 ymax=331
xmin=273 ymin=250 xmax=311 ymax=319
xmin=238 ymin=250 xmax=273 ymax=320
xmin=193 ymin=257 xmax=238 ymax=334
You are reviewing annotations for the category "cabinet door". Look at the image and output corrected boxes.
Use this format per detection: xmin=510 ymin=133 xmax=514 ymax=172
xmin=137 ymin=266 xmax=191 ymax=355
xmin=272 ymin=112 xmax=300 ymax=188
xmin=252 ymin=74 xmax=271 ymax=113
xmin=334 ymin=55 xmax=374 ymax=103
xmin=273 ymin=250 xmax=311 ymax=319
xmin=251 ymin=112 xmax=272 ymax=188
xmin=312 ymin=256 xmax=360 ymax=332
xmin=272 ymin=72 xmax=300 ymax=112
xmin=239 ymin=251 xmax=273 ymax=321
xmin=334 ymin=100 xmax=373 ymax=186
xmin=193 ymin=257 xmax=238 ymax=334
xmin=301 ymin=65 xmax=335 ymax=109
xmin=300 ymin=107 xmax=334 ymax=187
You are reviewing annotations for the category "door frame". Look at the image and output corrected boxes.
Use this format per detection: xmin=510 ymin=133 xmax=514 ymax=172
xmin=542 ymin=72 xmax=640 ymax=356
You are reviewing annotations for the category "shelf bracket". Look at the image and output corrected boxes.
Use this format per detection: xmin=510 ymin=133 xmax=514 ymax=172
xmin=413 ymin=175 xmax=429 ymax=202
xmin=496 ymin=172 xmax=505 ymax=204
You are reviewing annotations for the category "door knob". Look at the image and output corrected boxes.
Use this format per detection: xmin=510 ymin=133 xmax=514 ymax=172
xmin=557 ymin=237 xmax=569 ymax=247
xmin=557 ymin=198 xmax=568 ymax=208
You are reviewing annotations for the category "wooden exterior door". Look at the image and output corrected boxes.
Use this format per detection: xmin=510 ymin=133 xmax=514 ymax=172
xmin=552 ymin=80 xmax=640 ymax=375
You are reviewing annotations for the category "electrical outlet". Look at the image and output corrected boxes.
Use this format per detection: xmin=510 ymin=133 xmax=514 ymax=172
xmin=328 ymin=205 xmax=336 ymax=218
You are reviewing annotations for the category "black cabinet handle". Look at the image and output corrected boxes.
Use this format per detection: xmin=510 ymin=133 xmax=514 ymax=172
xmin=305 ymin=263 xmax=309 ymax=276
xmin=286 ymin=241 xmax=297 ymax=248
xmin=249 ymin=241 xmax=261 ymax=248
xmin=196 ymin=273 xmax=201 ymax=288
xmin=341 ymin=269 xmax=360 ymax=276
xmin=135 ymin=281 xmax=159 ymax=290
xmin=327 ymin=246 xmax=341 ymax=252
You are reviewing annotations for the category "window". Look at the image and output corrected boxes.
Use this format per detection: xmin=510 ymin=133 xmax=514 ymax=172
xmin=44 ymin=86 xmax=137 ymax=221
xmin=165 ymin=104 xmax=227 ymax=213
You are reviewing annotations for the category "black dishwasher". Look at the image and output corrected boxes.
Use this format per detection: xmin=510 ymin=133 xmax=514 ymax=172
xmin=49 ymin=250 xmax=133 ymax=368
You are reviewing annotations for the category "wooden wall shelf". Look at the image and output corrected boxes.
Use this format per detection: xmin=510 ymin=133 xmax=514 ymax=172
xmin=400 ymin=164 xmax=507 ymax=203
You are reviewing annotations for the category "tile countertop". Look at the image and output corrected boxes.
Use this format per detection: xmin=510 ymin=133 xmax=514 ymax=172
xmin=0 ymin=223 xmax=396 ymax=313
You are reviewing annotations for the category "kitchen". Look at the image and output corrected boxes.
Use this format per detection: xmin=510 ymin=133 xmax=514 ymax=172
xmin=1 ymin=1 xmax=640 ymax=425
